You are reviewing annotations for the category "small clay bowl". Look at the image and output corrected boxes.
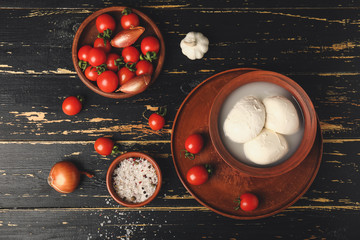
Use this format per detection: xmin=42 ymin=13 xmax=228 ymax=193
xmin=209 ymin=70 xmax=317 ymax=178
xmin=72 ymin=6 xmax=165 ymax=99
xmin=106 ymin=152 xmax=162 ymax=207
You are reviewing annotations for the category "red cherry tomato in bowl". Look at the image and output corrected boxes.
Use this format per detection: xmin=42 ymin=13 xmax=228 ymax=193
xmin=94 ymin=38 xmax=111 ymax=53
xmin=106 ymin=53 xmax=121 ymax=72
xmin=94 ymin=137 xmax=115 ymax=156
xmin=185 ymin=134 xmax=204 ymax=154
xmin=85 ymin=66 xmax=99 ymax=81
xmin=122 ymin=46 xmax=140 ymax=63
xmin=239 ymin=193 xmax=259 ymax=212
xmin=136 ymin=60 xmax=153 ymax=76
xmin=88 ymin=48 xmax=106 ymax=67
xmin=141 ymin=36 xmax=160 ymax=55
xmin=78 ymin=45 xmax=92 ymax=61
xmin=186 ymin=165 xmax=211 ymax=185
xmin=62 ymin=96 xmax=82 ymax=116
xmin=97 ymin=71 xmax=119 ymax=93
xmin=118 ymin=66 xmax=135 ymax=85
xmin=96 ymin=14 xmax=116 ymax=33
xmin=121 ymin=9 xmax=139 ymax=30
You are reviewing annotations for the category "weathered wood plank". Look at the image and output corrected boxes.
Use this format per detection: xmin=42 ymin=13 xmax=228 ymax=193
xmin=0 ymin=0 xmax=359 ymax=9
xmin=0 ymin=9 xmax=360 ymax=75
xmin=0 ymin=140 xmax=358 ymax=208
xmin=0 ymin=73 xmax=357 ymax=140
xmin=0 ymin=141 xmax=180 ymax=208
xmin=0 ymin=206 xmax=359 ymax=240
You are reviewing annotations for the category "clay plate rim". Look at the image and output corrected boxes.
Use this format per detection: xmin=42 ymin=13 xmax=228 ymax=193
xmin=106 ymin=152 xmax=162 ymax=207
xmin=209 ymin=70 xmax=318 ymax=177
xmin=72 ymin=6 xmax=165 ymax=99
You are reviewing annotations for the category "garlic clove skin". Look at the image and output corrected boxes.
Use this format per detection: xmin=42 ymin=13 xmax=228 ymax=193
xmin=180 ymin=32 xmax=209 ymax=60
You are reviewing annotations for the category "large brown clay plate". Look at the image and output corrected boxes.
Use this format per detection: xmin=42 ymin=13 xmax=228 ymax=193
xmin=171 ymin=68 xmax=323 ymax=219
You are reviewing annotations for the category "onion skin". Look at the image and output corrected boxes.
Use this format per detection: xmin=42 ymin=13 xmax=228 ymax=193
xmin=110 ymin=26 xmax=145 ymax=48
xmin=48 ymin=161 xmax=80 ymax=194
xmin=117 ymin=74 xmax=151 ymax=94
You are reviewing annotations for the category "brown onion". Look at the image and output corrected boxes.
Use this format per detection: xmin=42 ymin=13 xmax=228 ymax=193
xmin=48 ymin=161 xmax=93 ymax=193
xmin=117 ymin=74 xmax=151 ymax=94
xmin=110 ymin=26 xmax=145 ymax=48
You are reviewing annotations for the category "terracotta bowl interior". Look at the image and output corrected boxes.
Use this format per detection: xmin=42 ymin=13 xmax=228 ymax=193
xmin=209 ymin=70 xmax=317 ymax=177
xmin=72 ymin=6 xmax=165 ymax=99
xmin=106 ymin=152 xmax=162 ymax=207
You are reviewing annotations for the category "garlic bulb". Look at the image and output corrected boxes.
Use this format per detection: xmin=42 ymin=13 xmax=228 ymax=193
xmin=180 ymin=32 xmax=209 ymax=60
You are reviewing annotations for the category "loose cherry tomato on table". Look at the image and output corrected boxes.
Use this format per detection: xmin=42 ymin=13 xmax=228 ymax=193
xmin=122 ymin=46 xmax=140 ymax=63
xmin=136 ymin=60 xmax=153 ymax=76
xmin=78 ymin=45 xmax=92 ymax=61
xmin=234 ymin=193 xmax=259 ymax=212
xmin=121 ymin=8 xmax=139 ymax=30
xmin=88 ymin=48 xmax=106 ymax=67
xmin=185 ymin=134 xmax=204 ymax=154
xmin=96 ymin=14 xmax=116 ymax=34
xmin=94 ymin=38 xmax=111 ymax=53
xmin=106 ymin=53 xmax=121 ymax=72
xmin=97 ymin=71 xmax=119 ymax=93
xmin=141 ymin=36 xmax=160 ymax=55
xmin=148 ymin=107 xmax=167 ymax=131
xmin=85 ymin=66 xmax=99 ymax=81
xmin=62 ymin=96 xmax=83 ymax=116
xmin=118 ymin=66 xmax=135 ymax=85
xmin=186 ymin=165 xmax=212 ymax=186
xmin=94 ymin=137 xmax=119 ymax=156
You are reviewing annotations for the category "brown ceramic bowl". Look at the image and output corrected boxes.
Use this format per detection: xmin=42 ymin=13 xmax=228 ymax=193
xmin=106 ymin=152 xmax=162 ymax=207
xmin=209 ymin=70 xmax=317 ymax=177
xmin=72 ymin=6 xmax=165 ymax=99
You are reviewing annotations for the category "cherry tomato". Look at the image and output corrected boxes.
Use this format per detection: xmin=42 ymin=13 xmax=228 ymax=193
xmin=88 ymin=48 xmax=106 ymax=67
xmin=97 ymin=71 xmax=119 ymax=93
xmin=96 ymin=14 xmax=116 ymax=33
xmin=122 ymin=46 xmax=140 ymax=63
xmin=185 ymin=134 xmax=204 ymax=154
xmin=186 ymin=165 xmax=210 ymax=185
xmin=62 ymin=96 xmax=82 ymax=116
xmin=239 ymin=193 xmax=259 ymax=211
xmin=121 ymin=12 xmax=139 ymax=30
xmin=85 ymin=66 xmax=99 ymax=81
xmin=136 ymin=60 xmax=153 ymax=76
xmin=141 ymin=36 xmax=160 ymax=55
xmin=149 ymin=113 xmax=165 ymax=130
xmin=78 ymin=45 xmax=92 ymax=61
xmin=118 ymin=66 xmax=135 ymax=85
xmin=106 ymin=53 xmax=121 ymax=72
xmin=94 ymin=137 xmax=114 ymax=156
xmin=94 ymin=38 xmax=111 ymax=53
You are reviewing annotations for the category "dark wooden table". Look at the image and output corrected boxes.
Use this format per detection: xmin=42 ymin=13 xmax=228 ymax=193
xmin=1 ymin=0 xmax=359 ymax=239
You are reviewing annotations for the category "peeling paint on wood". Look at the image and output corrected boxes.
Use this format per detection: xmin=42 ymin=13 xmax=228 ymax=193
xmin=320 ymin=122 xmax=346 ymax=131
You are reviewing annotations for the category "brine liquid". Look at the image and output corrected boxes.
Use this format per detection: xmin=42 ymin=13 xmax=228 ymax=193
xmin=218 ymin=81 xmax=305 ymax=167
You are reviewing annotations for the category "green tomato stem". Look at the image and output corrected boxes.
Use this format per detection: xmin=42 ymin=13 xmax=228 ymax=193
xmin=125 ymin=62 xmax=137 ymax=72
xmin=157 ymin=106 xmax=167 ymax=117
xmin=78 ymin=60 xmax=89 ymax=72
xmin=181 ymin=149 xmax=195 ymax=160
xmin=97 ymin=29 xmax=112 ymax=41
xmin=76 ymin=95 xmax=85 ymax=103
xmin=111 ymin=145 xmax=120 ymax=156
xmin=122 ymin=8 xmax=132 ymax=15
